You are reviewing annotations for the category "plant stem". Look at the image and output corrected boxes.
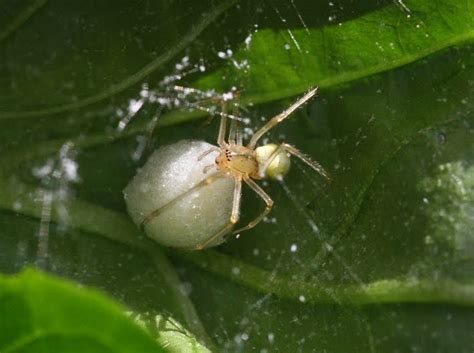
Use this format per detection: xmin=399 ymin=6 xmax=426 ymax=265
xmin=174 ymin=250 xmax=474 ymax=307
xmin=1 ymin=176 xmax=473 ymax=307
xmin=0 ymin=0 xmax=240 ymax=120
xmin=0 ymin=0 xmax=48 ymax=44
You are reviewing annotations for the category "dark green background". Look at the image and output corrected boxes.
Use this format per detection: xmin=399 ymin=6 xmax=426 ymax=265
xmin=0 ymin=0 xmax=473 ymax=352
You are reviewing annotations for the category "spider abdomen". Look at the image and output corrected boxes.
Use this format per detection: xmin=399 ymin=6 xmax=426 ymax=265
xmin=255 ymin=143 xmax=291 ymax=180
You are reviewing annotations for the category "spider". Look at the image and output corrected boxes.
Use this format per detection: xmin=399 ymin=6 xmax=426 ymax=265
xmin=138 ymin=86 xmax=331 ymax=250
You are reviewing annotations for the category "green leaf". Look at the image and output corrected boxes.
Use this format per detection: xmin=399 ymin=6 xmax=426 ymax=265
xmin=154 ymin=315 xmax=212 ymax=353
xmin=196 ymin=0 xmax=474 ymax=102
xmin=0 ymin=269 xmax=166 ymax=353
xmin=0 ymin=0 xmax=474 ymax=352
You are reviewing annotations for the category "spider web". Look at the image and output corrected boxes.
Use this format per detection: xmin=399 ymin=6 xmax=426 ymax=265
xmin=118 ymin=4 xmax=383 ymax=351
xmin=109 ymin=57 xmax=382 ymax=353
xmin=16 ymin=1 xmax=462 ymax=352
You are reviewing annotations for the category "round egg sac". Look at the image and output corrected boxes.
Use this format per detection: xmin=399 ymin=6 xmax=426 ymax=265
xmin=124 ymin=140 xmax=234 ymax=249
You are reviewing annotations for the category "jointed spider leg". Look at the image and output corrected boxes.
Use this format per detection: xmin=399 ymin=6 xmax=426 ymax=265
xmin=258 ymin=142 xmax=331 ymax=183
xmin=144 ymin=106 xmax=163 ymax=152
xmin=234 ymin=119 xmax=243 ymax=146
xmin=196 ymin=177 xmax=242 ymax=250
xmin=247 ymin=87 xmax=319 ymax=149
xmin=197 ymin=147 xmax=221 ymax=161
xmin=217 ymin=101 xmax=228 ymax=146
xmin=190 ymin=104 xmax=244 ymax=123
xmin=282 ymin=143 xmax=332 ymax=183
xmin=232 ymin=177 xmax=274 ymax=235
xmin=116 ymin=96 xmax=147 ymax=132
xmin=202 ymin=164 xmax=217 ymax=174
xmin=228 ymin=91 xmax=242 ymax=145
xmin=141 ymin=172 xmax=224 ymax=230
xmin=228 ymin=117 xmax=243 ymax=146
xmin=173 ymin=85 xmax=217 ymax=97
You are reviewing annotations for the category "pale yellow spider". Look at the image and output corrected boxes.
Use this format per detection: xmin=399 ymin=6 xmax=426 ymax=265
xmin=139 ymin=87 xmax=331 ymax=250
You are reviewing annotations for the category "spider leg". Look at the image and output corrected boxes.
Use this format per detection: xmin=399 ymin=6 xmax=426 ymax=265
xmin=217 ymin=101 xmax=228 ymax=146
xmin=174 ymin=86 xmax=246 ymax=146
xmin=202 ymin=164 xmax=217 ymax=174
xmin=281 ymin=143 xmax=332 ymax=183
xmin=189 ymin=103 xmax=243 ymax=124
xmin=197 ymin=147 xmax=221 ymax=161
xmin=144 ymin=106 xmax=163 ymax=152
xmin=248 ymin=87 xmax=319 ymax=149
xmin=174 ymin=85 xmax=243 ymax=129
xmin=231 ymin=177 xmax=274 ymax=235
xmin=228 ymin=119 xmax=240 ymax=145
xmin=228 ymin=91 xmax=242 ymax=145
xmin=116 ymin=96 xmax=147 ymax=132
xmin=195 ymin=177 xmax=242 ymax=250
xmin=258 ymin=142 xmax=331 ymax=183
xmin=141 ymin=172 xmax=224 ymax=230
xmin=185 ymin=92 xmax=238 ymax=147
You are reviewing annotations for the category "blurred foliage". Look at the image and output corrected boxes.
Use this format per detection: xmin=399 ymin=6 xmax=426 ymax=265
xmin=0 ymin=269 xmax=167 ymax=352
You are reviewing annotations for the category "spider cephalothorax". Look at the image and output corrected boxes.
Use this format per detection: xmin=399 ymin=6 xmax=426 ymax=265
xmin=215 ymin=146 xmax=259 ymax=178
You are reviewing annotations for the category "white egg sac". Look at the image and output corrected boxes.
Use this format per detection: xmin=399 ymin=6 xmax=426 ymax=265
xmin=124 ymin=140 xmax=235 ymax=249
